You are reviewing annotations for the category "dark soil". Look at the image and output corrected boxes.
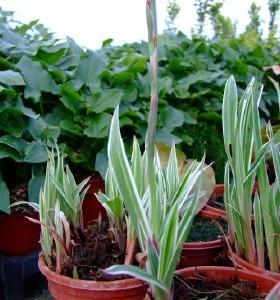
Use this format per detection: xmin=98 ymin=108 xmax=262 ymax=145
xmin=208 ymin=193 xmax=225 ymax=210
xmin=187 ymin=215 xmax=228 ymax=242
xmin=48 ymin=222 xmax=131 ymax=281
xmin=8 ymin=180 xmax=35 ymax=215
xmin=173 ymin=273 xmax=266 ymax=299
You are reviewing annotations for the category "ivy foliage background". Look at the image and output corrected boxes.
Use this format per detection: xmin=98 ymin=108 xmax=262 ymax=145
xmin=0 ymin=1 xmax=279 ymax=212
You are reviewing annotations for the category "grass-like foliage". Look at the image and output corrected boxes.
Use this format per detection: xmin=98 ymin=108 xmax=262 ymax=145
xmin=223 ymin=75 xmax=280 ymax=273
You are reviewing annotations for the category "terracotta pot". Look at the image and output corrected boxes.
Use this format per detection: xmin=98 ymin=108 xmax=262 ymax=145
xmin=179 ymin=238 xmax=223 ymax=268
xmin=175 ymin=265 xmax=278 ymax=296
xmin=228 ymin=250 xmax=280 ymax=281
xmin=179 ymin=201 xmax=227 ymax=268
xmin=0 ymin=211 xmax=40 ymax=256
xmin=38 ymin=254 xmax=147 ymax=300
xmin=198 ymin=204 xmax=227 ymax=220
xmin=82 ymin=176 xmax=106 ymax=227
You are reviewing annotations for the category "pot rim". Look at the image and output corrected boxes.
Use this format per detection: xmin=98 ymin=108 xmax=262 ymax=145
xmin=38 ymin=253 xmax=145 ymax=290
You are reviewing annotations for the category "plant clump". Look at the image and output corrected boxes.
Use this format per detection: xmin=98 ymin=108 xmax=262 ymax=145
xmin=61 ymin=222 xmax=128 ymax=281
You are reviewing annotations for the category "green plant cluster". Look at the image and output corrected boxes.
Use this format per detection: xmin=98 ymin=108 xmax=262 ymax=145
xmin=0 ymin=7 xmax=279 ymax=212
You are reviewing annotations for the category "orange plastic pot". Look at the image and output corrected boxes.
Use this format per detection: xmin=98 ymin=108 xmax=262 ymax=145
xmin=228 ymin=251 xmax=280 ymax=281
xmin=82 ymin=176 xmax=106 ymax=227
xmin=38 ymin=254 xmax=147 ymax=300
xmin=175 ymin=265 xmax=278 ymax=295
xmin=179 ymin=238 xmax=223 ymax=268
xmin=0 ymin=212 xmax=40 ymax=256
xmin=179 ymin=197 xmax=227 ymax=268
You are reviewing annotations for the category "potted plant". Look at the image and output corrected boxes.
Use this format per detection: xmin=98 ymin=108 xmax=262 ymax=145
xmin=30 ymin=147 xmax=146 ymax=300
xmin=222 ymin=75 xmax=280 ymax=279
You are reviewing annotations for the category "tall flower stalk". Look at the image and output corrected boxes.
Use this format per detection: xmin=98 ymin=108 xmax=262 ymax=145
xmin=146 ymin=0 xmax=159 ymax=238
xmin=101 ymin=1 xmax=208 ymax=299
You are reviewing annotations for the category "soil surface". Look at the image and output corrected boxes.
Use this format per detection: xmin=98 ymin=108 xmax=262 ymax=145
xmin=187 ymin=215 xmax=227 ymax=242
xmin=61 ymin=222 xmax=128 ymax=281
xmin=173 ymin=273 xmax=266 ymax=299
xmin=208 ymin=193 xmax=225 ymax=210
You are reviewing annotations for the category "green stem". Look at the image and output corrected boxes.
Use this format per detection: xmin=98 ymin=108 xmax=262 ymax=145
xmin=146 ymin=0 xmax=159 ymax=237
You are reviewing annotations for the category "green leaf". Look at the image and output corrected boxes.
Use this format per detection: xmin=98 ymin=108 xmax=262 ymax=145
xmin=107 ymin=106 xmax=151 ymax=247
xmin=59 ymin=95 xmax=83 ymax=114
xmin=123 ymin=53 xmax=147 ymax=73
xmin=222 ymin=76 xmax=238 ymax=160
xmin=0 ymin=144 xmax=21 ymax=160
xmin=158 ymin=202 xmax=178 ymax=282
xmin=16 ymin=56 xmax=60 ymax=102
xmin=160 ymin=107 xmax=184 ymax=131
xmin=87 ymin=89 xmax=123 ymax=113
xmin=0 ymin=110 xmax=24 ymax=137
xmin=60 ymin=84 xmax=83 ymax=101
xmin=38 ymin=43 xmax=67 ymax=64
xmin=158 ymin=76 xmax=173 ymax=95
xmin=0 ymin=57 xmax=14 ymax=70
xmin=1 ymin=26 xmax=25 ymax=48
xmin=199 ymin=111 xmax=222 ymax=121
xmin=253 ymin=193 xmax=264 ymax=268
xmin=95 ymin=148 xmax=108 ymax=178
xmin=28 ymin=173 xmax=45 ymax=203
xmin=83 ymin=113 xmax=111 ymax=138
xmin=54 ymin=54 xmax=80 ymax=70
xmin=122 ymin=84 xmax=137 ymax=103
xmin=24 ymin=142 xmax=48 ymax=163
xmin=175 ymin=71 xmax=220 ymax=98
xmin=0 ymin=135 xmax=27 ymax=153
xmin=104 ymin=265 xmax=167 ymax=291
xmin=16 ymin=98 xmax=39 ymax=119
xmin=112 ymin=71 xmax=134 ymax=85
xmin=28 ymin=118 xmax=60 ymax=140
xmin=0 ymin=85 xmax=17 ymax=97
xmin=0 ymin=135 xmax=27 ymax=161
xmin=60 ymin=119 xmax=82 ymax=136
xmin=0 ymin=70 xmax=25 ymax=86
xmin=102 ymin=38 xmax=113 ymax=47
xmin=75 ymin=50 xmax=106 ymax=92
xmin=155 ymin=128 xmax=182 ymax=146
xmin=0 ymin=174 xmax=10 ymax=214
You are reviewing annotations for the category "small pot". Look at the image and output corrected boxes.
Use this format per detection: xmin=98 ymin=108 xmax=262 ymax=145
xmin=178 ymin=238 xmax=223 ymax=268
xmin=179 ymin=199 xmax=227 ymax=268
xmin=0 ymin=211 xmax=40 ymax=256
xmin=38 ymin=254 xmax=147 ymax=300
xmin=175 ymin=265 xmax=278 ymax=297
